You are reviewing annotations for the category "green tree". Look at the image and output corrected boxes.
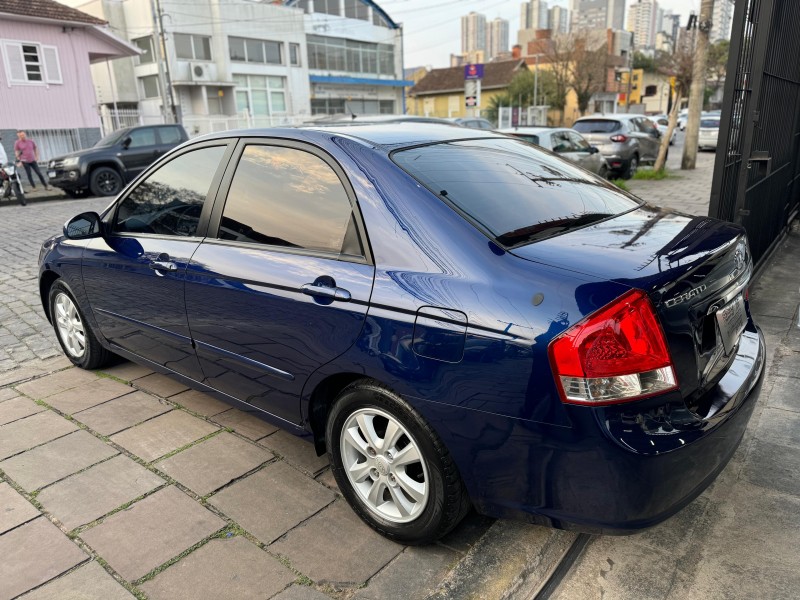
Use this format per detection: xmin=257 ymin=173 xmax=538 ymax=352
xmin=633 ymin=51 xmax=656 ymax=72
xmin=485 ymin=70 xmax=561 ymax=124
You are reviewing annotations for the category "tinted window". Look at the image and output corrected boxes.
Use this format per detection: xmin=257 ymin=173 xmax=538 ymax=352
xmin=551 ymin=131 xmax=578 ymax=153
xmin=158 ymin=126 xmax=183 ymax=145
xmin=508 ymin=133 xmax=540 ymax=145
xmin=393 ymin=138 xmax=638 ymax=246
xmin=128 ymin=128 xmax=156 ymax=148
xmin=701 ymin=119 xmax=720 ymax=128
xmin=218 ymin=145 xmax=355 ymax=254
xmin=572 ymin=119 xmax=621 ymax=134
xmin=113 ymin=146 xmax=226 ymax=236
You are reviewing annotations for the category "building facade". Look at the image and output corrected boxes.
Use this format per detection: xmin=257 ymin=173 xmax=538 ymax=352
xmin=711 ymin=0 xmax=735 ymax=42
xmin=571 ymin=0 xmax=625 ymax=32
xmin=520 ymin=0 xmax=549 ymax=30
xmin=627 ymin=0 xmax=659 ymax=49
xmin=549 ymin=6 xmax=570 ymax=34
xmin=0 ymin=0 xmax=138 ymax=160
xmin=487 ymin=18 xmax=510 ymax=60
xmin=461 ymin=12 xmax=487 ymax=54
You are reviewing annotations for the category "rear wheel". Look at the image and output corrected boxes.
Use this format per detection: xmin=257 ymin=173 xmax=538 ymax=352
xmin=49 ymin=280 xmax=112 ymax=369
xmin=90 ymin=167 xmax=123 ymax=197
xmin=624 ymin=154 xmax=639 ymax=179
xmin=326 ymin=380 xmax=470 ymax=544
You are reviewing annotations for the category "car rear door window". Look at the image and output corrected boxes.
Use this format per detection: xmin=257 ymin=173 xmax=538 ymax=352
xmin=572 ymin=120 xmax=621 ymax=134
xmin=128 ymin=128 xmax=157 ymax=148
xmin=158 ymin=126 xmax=184 ymax=145
xmin=551 ymin=131 xmax=578 ymax=153
xmin=113 ymin=145 xmax=227 ymax=236
xmin=216 ymin=144 xmax=359 ymax=255
xmin=567 ymin=131 xmax=591 ymax=150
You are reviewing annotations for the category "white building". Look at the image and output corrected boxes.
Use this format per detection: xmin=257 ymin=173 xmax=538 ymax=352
xmin=461 ymin=12 xmax=487 ymax=54
xmin=571 ymin=0 xmax=625 ymax=32
xmin=487 ymin=18 xmax=510 ymax=60
xmin=549 ymin=6 xmax=570 ymax=34
xmin=627 ymin=0 xmax=659 ymax=49
xmin=711 ymin=0 xmax=735 ymax=42
xmin=520 ymin=0 xmax=549 ymax=30
xmin=60 ymin=0 xmax=405 ymax=135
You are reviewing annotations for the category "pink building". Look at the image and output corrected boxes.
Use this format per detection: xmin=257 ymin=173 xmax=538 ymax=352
xmin=0 ymin=0 xmax=138 ymax=162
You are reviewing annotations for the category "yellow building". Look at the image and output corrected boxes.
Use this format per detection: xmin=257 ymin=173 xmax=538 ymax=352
xmin=407 ymin=60 xmax=528 ymax=119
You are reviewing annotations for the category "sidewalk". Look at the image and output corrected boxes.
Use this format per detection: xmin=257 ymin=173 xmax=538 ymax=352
xmin=0 ymin=185 xmax=68 ymax=206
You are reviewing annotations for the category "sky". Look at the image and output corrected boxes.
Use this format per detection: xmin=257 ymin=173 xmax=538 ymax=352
xmin=376 ymin=0 xmax=702 ymax=69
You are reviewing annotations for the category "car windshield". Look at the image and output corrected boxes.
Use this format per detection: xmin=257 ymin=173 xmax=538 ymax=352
xmin=93 ymin=129 xmax=131 ymax=148
xmin=572 ymin=120 xmax=621 ymax=134
xmin=392 ymin=138 xmax=639 ymax=247
xmin=701 ymin=119 xmax=720 ymax=128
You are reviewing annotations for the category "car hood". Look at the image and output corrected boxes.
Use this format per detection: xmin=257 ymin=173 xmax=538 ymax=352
xmin=50 ymin=147 xmax=110 ymax=162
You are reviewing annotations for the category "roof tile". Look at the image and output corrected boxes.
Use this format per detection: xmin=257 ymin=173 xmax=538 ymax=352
xmin=0 ymin=0 xmax=106 ymax=25
xmin=409 ymin=60 xmax=528 ymax=96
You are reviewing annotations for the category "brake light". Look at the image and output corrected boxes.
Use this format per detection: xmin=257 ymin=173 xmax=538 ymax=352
xmin=610 ymin=134 xmax=628 ymax=143
xmin=548 ymin=289 xmax=677 ymax=405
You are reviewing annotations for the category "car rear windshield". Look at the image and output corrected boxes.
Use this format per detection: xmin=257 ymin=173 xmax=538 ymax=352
xmin=392 ymin=138 xmax=640 ymax=247
xmin=700 ymin=119 xmax=720 ymax=128
xmin=508 ymin=133 xmax=540 ymax=145
xmin=572 ymin=120 xmax=621 ymax=134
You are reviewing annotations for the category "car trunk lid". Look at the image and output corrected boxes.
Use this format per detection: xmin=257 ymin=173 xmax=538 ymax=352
xmin=511 ymin=205 xmax=753 ymax=406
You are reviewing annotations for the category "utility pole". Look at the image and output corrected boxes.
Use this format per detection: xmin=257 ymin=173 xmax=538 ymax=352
xmin=681 ymin=0 xmax=715 ymax=170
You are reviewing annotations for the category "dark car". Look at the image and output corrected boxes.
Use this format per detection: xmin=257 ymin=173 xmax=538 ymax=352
xmin=39 ymin=124 xmax=764 ymax=545
xmin=47 ymin=124 xmax=189 ymax=197
xmin=572 ymin=114 xmax=662 ymax=178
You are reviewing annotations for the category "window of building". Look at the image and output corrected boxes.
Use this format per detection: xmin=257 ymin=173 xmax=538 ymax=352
xmin=234 ymin=74 xmax=287 ymax=116
xmin=173 ymin=33 xmax=211 ymax=60
xmin=132 ymin=36 xmax=155 ymax=65
xmin=114 ymin=146 xmax=227 ymax=236
xmin=0 ymin=40 xmax=62 ymax=84
xmin=140 ymin=75 xmax=160 ymax=98
xmin=344 ymin=0 xmax=369 ymax=20
xmin=307 ymin=36 xmax=395 ymax=75
xmin=218 ymin=144 xmax=356 ymax=254
xmin=229 ymin=37 xmax=283 ymax=65
xmin=316 ymin=0 xmax=340 ymax=16
xmin=289 ymin=43 xmax=301 ymax=66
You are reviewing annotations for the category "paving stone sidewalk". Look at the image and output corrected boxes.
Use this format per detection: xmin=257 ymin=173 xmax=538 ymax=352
xmin=0 ymin=361 xmax=494 ymax=600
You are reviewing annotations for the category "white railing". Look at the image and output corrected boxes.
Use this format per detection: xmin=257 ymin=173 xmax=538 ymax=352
xmin=99 ymin=107 xmax=145 ymax=136
xmin=24 ymin=129 xmax=82 ymax=163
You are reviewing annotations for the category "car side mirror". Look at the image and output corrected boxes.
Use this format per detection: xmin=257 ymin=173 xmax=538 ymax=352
xmin=589 ymin=146 xmax=599 ymax=154
xmin=121 ymin=136 xmax=132 ymax=149
xmin=64 ymin=212 xmax=103 ymax=240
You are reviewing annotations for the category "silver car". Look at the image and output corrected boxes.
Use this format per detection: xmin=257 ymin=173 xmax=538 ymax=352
xmin=499 ymin=127 xmax=609 ymax=178
xmin=572 ymin=114 xmax=662 ymax=179
xmin=698 ymin=115 xmax=721 ymax=150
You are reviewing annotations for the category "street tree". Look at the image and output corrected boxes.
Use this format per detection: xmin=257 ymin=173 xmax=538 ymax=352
xmin=569 ymin=39 xmax=609 ymax=116
xmin=682 ymin=0 xmax=716 ymax=170
xmin=542 ymin=35 xmax=574 ymax=125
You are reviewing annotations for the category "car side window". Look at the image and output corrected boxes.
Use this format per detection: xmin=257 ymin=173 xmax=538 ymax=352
xmin=113 ymin=145 xmax=226 ymax=236
xmin=217 ymin=144 xmax=360 ymax=256
xmin=158 ymin=126 xmax=183 ymax=145
xmin=128 ymin=128 xmax=157 ymax=148
xmin=551 ymin=131 xmax=576 ymax=153
xmin=567 ymin=132 xmax=591 ymax=151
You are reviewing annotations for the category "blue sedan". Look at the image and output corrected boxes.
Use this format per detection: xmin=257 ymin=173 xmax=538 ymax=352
xmin=39 ymin=124 xmax=765 ymax=544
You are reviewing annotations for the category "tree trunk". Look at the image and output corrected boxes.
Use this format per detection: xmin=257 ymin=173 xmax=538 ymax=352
xmin=654 ymin=89 xmax=682 ymax=172
xmin=682 ymin=0 xmax=715 ymax=170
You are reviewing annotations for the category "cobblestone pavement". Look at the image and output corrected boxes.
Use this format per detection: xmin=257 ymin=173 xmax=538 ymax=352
xmin=0 ymin=197 xmax=110 ymax=372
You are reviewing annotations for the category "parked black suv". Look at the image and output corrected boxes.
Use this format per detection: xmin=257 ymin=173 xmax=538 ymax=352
xmin=47 ymin=124 xmax=189 ymax=197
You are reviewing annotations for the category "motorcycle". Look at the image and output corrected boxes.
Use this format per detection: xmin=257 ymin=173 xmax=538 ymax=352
xmin=1 ymin=161 xmax=26 ymax=205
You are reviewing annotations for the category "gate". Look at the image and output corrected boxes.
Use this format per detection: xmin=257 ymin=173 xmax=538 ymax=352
xmin=709 ymin=0 xmax=800 ymax=265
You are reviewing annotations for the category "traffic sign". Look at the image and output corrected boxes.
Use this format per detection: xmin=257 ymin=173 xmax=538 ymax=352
xmin=464 ymin=64 xmax=484 ymax=80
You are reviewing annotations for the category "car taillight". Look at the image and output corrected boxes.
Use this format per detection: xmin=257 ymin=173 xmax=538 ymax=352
xmin=548 ymin=289 xmax=677 ymax=405
xmin=610 ymin=134 xmax=628 ymax=143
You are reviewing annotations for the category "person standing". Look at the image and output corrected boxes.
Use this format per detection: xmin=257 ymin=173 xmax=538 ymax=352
xmin=14 ymin=130 xmax=51 ymax=191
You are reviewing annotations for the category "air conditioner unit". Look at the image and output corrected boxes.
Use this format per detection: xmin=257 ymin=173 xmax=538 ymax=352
xmin=190 ymin=63 xmax=212 ymax=82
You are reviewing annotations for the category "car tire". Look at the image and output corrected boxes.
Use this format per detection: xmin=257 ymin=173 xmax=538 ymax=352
xmin=598 ymin=165 xmax=609 ymax=179
xmin=90 ymin=167 xmax=123 ymax=197
xmin=49 ymin=280 xmax=112 ymax=370
xmin=623 ymin=154 xmax=639 ymax=179
xmin=326 ymin=379 xmax=470 ymax=545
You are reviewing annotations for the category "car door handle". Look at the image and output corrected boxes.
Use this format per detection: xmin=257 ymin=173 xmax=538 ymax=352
xmin=301 ymin=283 xmax=351 ymax=302
xmin=149 ymin=260 xmax=177 ymax=272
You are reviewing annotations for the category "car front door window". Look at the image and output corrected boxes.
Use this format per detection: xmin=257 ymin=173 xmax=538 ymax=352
xmin=114 ymin=146 xmax=227 ymax=237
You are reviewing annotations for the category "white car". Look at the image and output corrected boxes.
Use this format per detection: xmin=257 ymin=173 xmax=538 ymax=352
xmin=677 ymin=108 xmax=689 ymax=131
xmin=651 ymin=115 xmax=678 ymax=146
xmin=698 ymin=116 xmax=721 ymax=150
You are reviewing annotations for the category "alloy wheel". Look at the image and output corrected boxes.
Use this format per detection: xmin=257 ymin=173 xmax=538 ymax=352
xmin=54 ymin=292 xmax=86 ymax=358
xmin=340 ymin=407 xmax=430 ymax=523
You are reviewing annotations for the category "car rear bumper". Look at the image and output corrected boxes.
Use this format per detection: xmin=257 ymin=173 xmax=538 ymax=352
xmin=414 ymin=324 xmax=765 ymax=533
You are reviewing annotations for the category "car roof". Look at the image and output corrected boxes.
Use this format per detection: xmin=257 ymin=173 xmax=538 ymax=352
xmin=193 ymin=123 xmax=503 ymax=150
xmin=574 ymin=114 xmax=643 ymax=121
xmin=498 ymin=127 xmax=559 ymax=134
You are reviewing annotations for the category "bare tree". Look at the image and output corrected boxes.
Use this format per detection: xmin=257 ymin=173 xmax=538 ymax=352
xmin=569 ymin=38 xmax=610 ymax=116
xmin=652 ymin=34 xmax=695 ymax=171
xmin=542 ymin=35 xmax=574 ymax=125
xmin=682 ymin=0 xmax=716 ymax=170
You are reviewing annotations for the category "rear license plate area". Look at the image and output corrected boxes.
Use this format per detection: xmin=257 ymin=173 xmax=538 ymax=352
xmin=715 ymin=294 xmax=747 ymax=355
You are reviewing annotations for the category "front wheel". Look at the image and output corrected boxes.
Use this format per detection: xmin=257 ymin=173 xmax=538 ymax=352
xmin=49 ymin=280 xmax=112 ymax=369
xmin=90 ymin=167 xmax=123 ymax=197
xmin=326 ymin=380 xmax=470 ymax=544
